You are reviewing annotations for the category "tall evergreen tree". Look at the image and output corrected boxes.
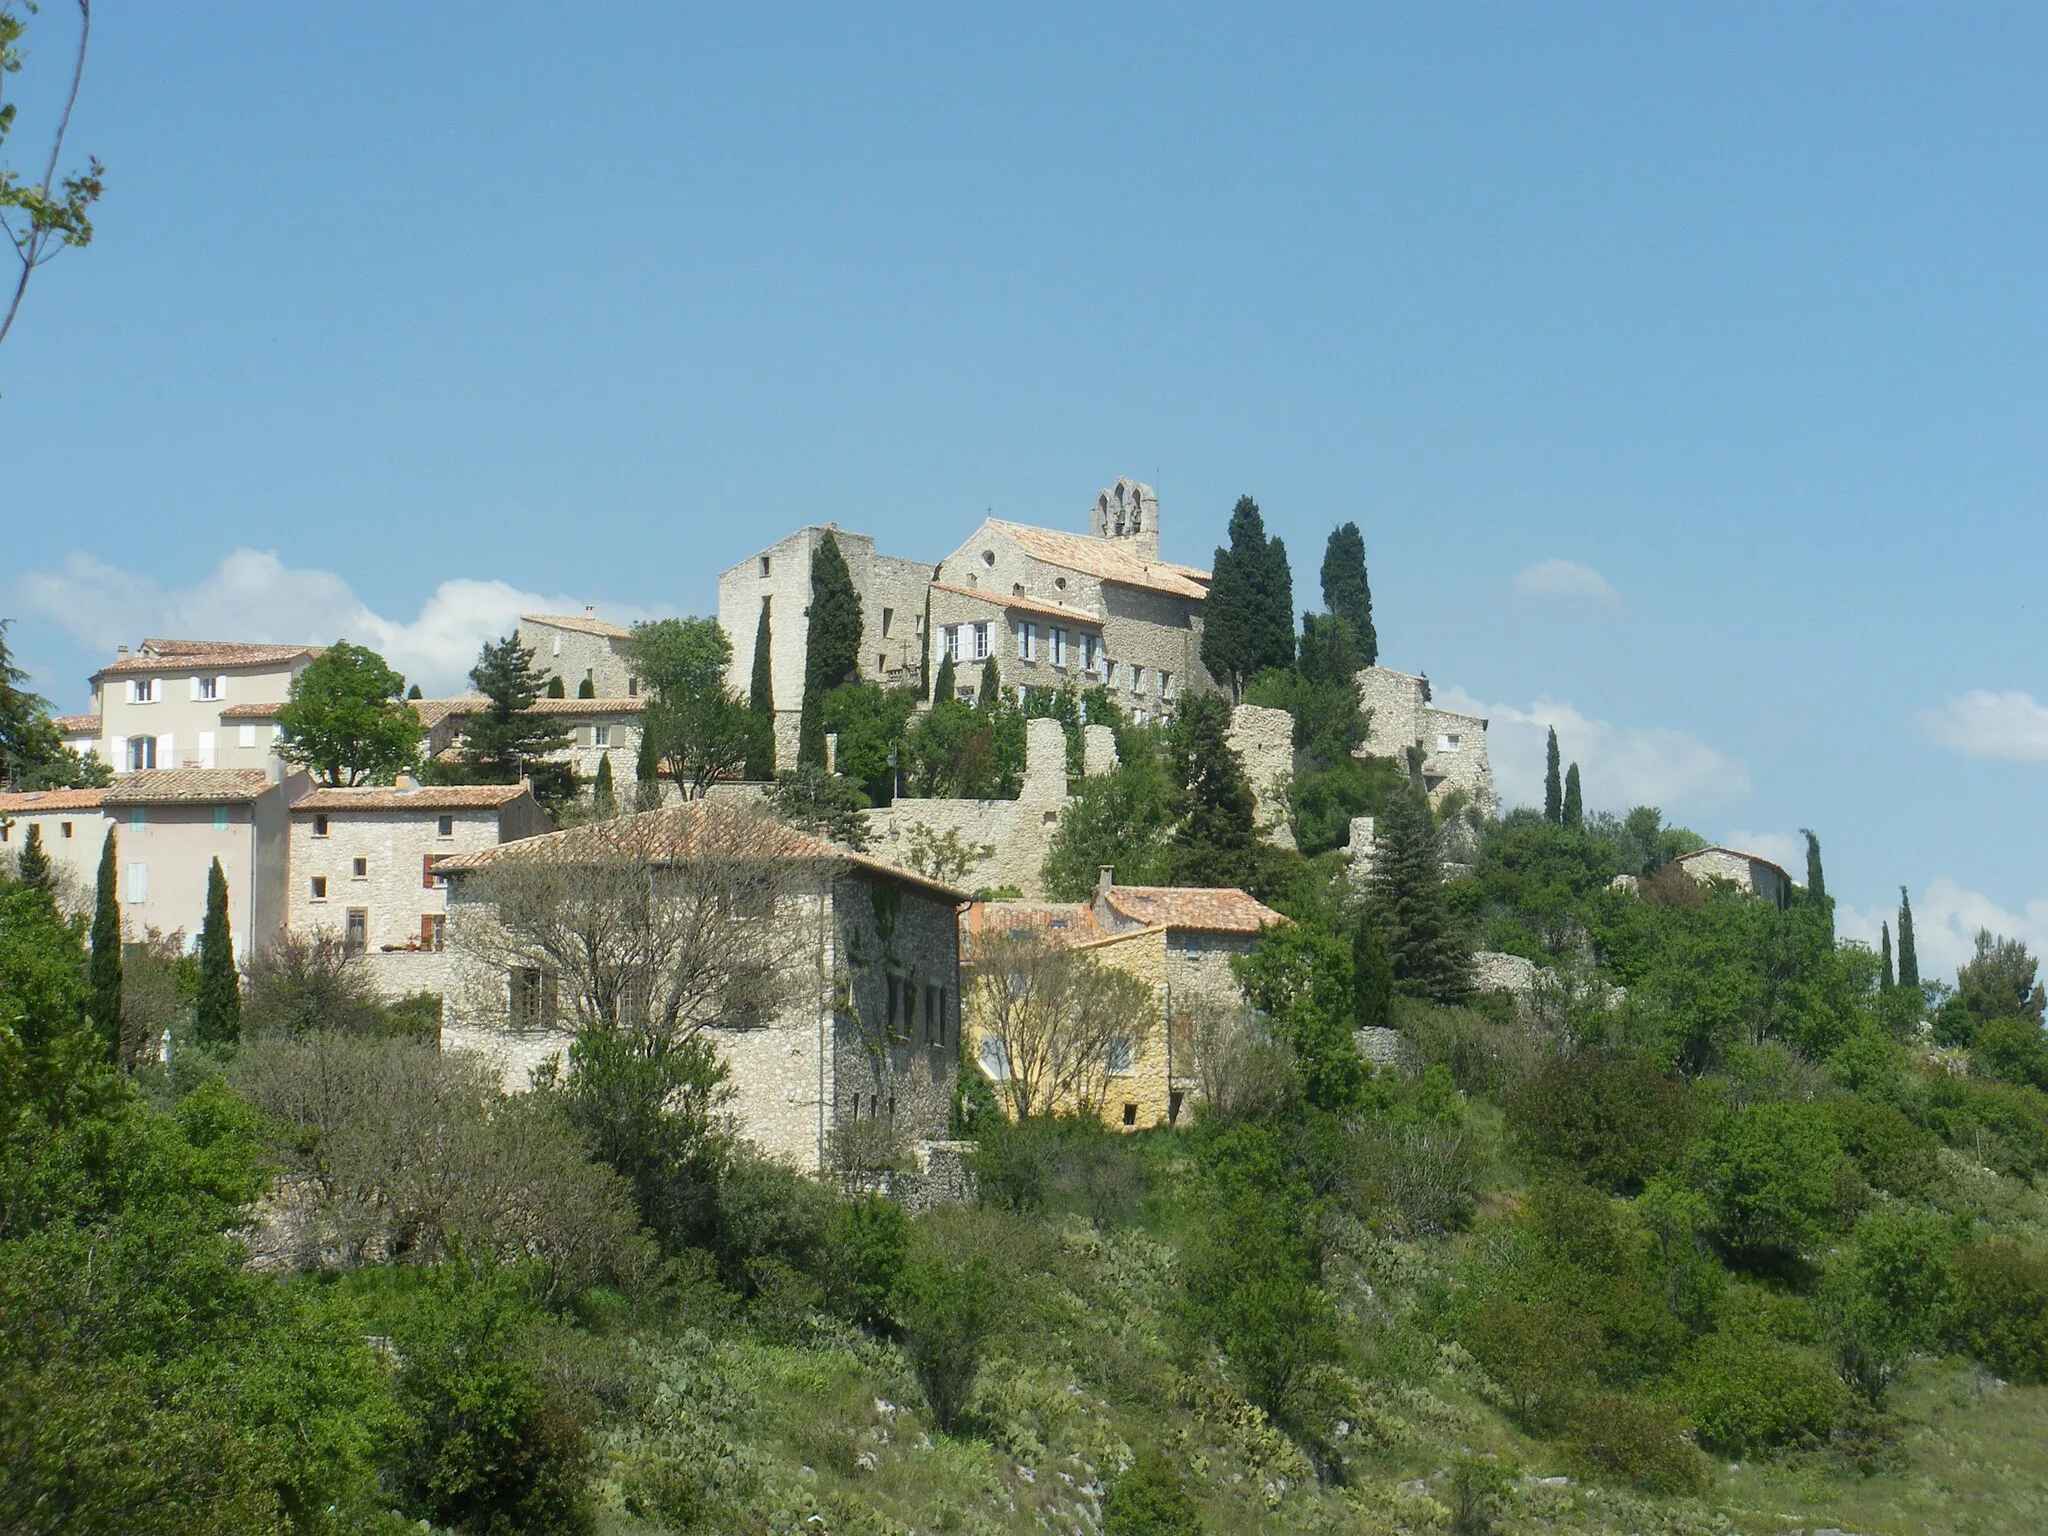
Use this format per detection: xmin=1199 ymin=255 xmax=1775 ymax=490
xmin=1200 ymin=496 xmax=1294 ymax=698
xmin=1368 ymin=784 xmax=1473 ymax=1003
xmin=457 ymin=634 xmax=574 ymax=802
xmin=545 ymin=674 xmax=566 ymax=698
xmin=407 ymin=682 xmax=423 ymax=700
xmin=1168 ymin=694 xmax=1260 ymax=889
xmin=1897 ymin=886 xmax=1919 ymax=991
xmin=1802 ymin=828 xmax=1827 ymax=904
xmin=90 ymin=827 xmax=122 ymax=1063
xmin=931 ymin=651 xmax=957 ymax=708
xmin=577 ymin=676 xmax=596 ymax=698
xmin=193 ymin=857 xmax=239 ymax=1048
xmin=16 ymin=820 xmax=54 ymax=898
xmin=798 ymin=531 xmax=864 ymax=767
xmin=747 ymin=597 xmax=777 ymax=779
xmin=977 ymin=654 xmax=1002 ymax=710
xmin=633 ymin=726 xmax=662 ymax=812
xmin=1543 ymin=727 xmax=1563 ymax=824
xmin=1352 ymin=914 xmax=1394 ymax=1029
xmin=591 ymin=754 xmax=617 ymax=818
xmin=919 ymin=589 xmax=933 ymax=701
xmin=1320 ymin=522 xmax=1377 ymax=667
xmin=1880 ymin=921 xmax=1895 ymax=990
xmin=1562 ymin=762 xmax=1584 ymax=831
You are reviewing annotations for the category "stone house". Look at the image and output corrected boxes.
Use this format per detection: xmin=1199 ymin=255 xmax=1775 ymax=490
xmin=286 ymin=781 xmax=552 ymax=998
xmin=1675 ymin=846 xmax=1791 ymax=908
xmin=1355 ymin=665 xmax=1494 ymax=816
xmin=517 ymin=609 xmax=643 ymax=700
xmin=98 ymin=769 xmax=306 ymax=961
xmin=82 ymin=639 xmax=320 ymax=777
xmin=435 ymin=803 xmax=969 ymax=1174
xmin=0 ymin=787 xmax=109 ymax=907
xmin=959 ymin=872 xmax=1284 ymax=1131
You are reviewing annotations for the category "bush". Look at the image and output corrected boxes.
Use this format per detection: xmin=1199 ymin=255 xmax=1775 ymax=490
xmin=1819 ymin=1206 xmax=1959 ymax=1403
xmin=822 ymin=1194 xmax=911 ymax=1334
xmin=1566 ymin=1392 xmax=1708 ymax=1495
xmin=1102 ymin=1449 xmax=1203 ymax=1535
xmin=1348 ymin=1118 xmax=1476 ymax=1236
xmin=1972 ymin=1016 xmax=2048 ymax=1091
xmin=1460 ymin=1295 xmax=1602 ymax=1429
xmin=899 ymin=1246 xmax=997 ymax=1432
xmin=1822 ymin=1095 xmax=1941 ymax=1199
xmin=1697 ymin=1100 xmax=1846 ymax=1265
xmin=1677 ymin=1333 xmax=1841 ymax=1456
xmin=1398 ymin=999 xmax=1547 ymax=1099
xmin=1949 ymin=1240 xmax=2048 ymax=1382
xmin=713 ymin=1149 xmax=836 ymax=1287
xmin=1506 ymin=1051 xmax=1695 ymax=1193
xmin=1924 ymin=1074 xmax=2048 ymax=1175
xmin=970 ymin=1114 xmax=1140 ymax=1225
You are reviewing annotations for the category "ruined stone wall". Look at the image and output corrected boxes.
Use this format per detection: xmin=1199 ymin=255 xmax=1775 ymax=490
xmin=865 ymin=718 xmax=1068 ymax=897
xmin=519 ymin=620 xmax=636 ymax=699
xmin=1227 ymin=703 xmax=1297 ymax=851
xmin=1356 ymin=665 xmax=1495 ymax=816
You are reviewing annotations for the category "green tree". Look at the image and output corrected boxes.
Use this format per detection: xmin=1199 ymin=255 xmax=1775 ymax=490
xmin=0 ymin=619 xmax=104 ymax=790
xmin=899 ymin=1245 xmax=997 ymax=1433
xmin=545 ymin=673 xmax=566 ymax=697
xmin=821 ymin=1194 xmax=911 ymax=1334
xmin=1319 ymin=521 xmax=1377 ymax=667
xmin=747 ymin=596 xmax=777 ymax=779
xmin=454 ymin=633 xmax=574 ymax=803
xmin=1041 ymin=753 xmax=1177 ymax=898
xmin=1370 ymin=784 xmax=1473 ymax=1003
xmin=1821 ymin=1206 xmax=1960 ymax=1403
xmin=1562 ymin=761 xmax=1583 ymax=831
xmin=1699 ymin=1100 xmax=1844 ymax=1265
xmin=576 ymin=675 xmax=595 ymax=698
xmin=919 ymin=588 xmax=933 ymax=699
xmin=1352 ymin=914 xmax=1393 ymax=1029
xmin=633 ymin=720 xmax=662 ymax=811
xmin=1102 ymin=1451 xmax=1203 ymax=1536
xmin=822 ymin=683 xmax=918 ymax=805
xmin=1880 ymin=920 xmax=1894 ymax=990
xmin=1233 ymin=924 xmax=1367 ymax=1113
xmin=590 ymin=753 xmax=616 ymax=818
xmin=627 ymin=617 xmax=756 ymax=796
xmin=769 ymin=763 xmax=873 ymax=850
xmin=1802 ymin=827 xmax=1827 ymax=904
xmin=1544 ymin=727 xmax=1563 ymax=824
xmin=0 ymin=0 xmax=104 ymax=353
xmin=1168 ymin=695 xmax=1261 ymax=889
xmin=1897 ymin=886 xmax=1919 ymax=991
xmin=977 ymin=653 xmax=1002 ymax=709
xmin=1200 ymin=496 xmax=1294 ymax=697
xmin=274 ymin=639 xmax=424 ymax=786
xmin=798 ymin=531 xmax=863 ymax=767
xmin=192 ymin=857 xmax=239 ymax=1048
xmin=88 ymin=825 xmax=120 ymax=1063
xmin=1957 ymin=928 xmax=2046 ymax=1029
xmin=14 ymin=819 xmax=52 ymax=898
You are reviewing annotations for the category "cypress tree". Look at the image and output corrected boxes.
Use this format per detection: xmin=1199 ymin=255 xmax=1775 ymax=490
xmin=1199 ymin=496 xmax=1294 ymax=697
xmin=798 ymin=530 xmax=863 ymax=767
xmin=1352 ymin=914 xmax=1394 ymax=1029
xmin=16 ymin=821 xmax=54 ymax=898
xmin=1880 ymin=921 xmax=1895 ymax=990
xmin=592 ymin=753 xmax=617 ymax=818
xmin=1369 ymin=784 xmax=1473 ymax=1003
xmin=90 ymin=828 xmax=122 ymax=1063
xmin=746 ymin=598 xmax=777 ymax=780
xmin=407 ymin=682 xmax=423 ymax=700
xmin=1320 ymin=522 xmax=1377 ymax=667
xmin=932 ymin=651 xmax=957 ymax=708
xmin=545 ymin=675 xmax=566 ymax=698
xmin=633 ymin=723 xmax=662 ymax=811
xmin=977 ymin=654 xmax=1002 ymax=710
xmin=919 ymin=588 xmax=933 ymax=701
xmin=1562 ymin=762 xmax=1584 ymax=831
xmin=1543 ymin=728 xmax=1563 ymax=824
xmin=1802 ymin=828 xmax=1826 ymax=904
xmin=1897 ymin=886 xmax=1919 ymax=991
xmin=1168 ymin=694 xmax=1260 ymax=889
xmin=193 ymin=857 xmax=240 ymax=1048
xmin=576 ymin=676 xmax=596 ymax=699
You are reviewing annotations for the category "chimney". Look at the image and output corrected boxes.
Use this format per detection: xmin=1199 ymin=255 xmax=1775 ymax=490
xmin=117 ymin=644 xmax=130 ymax=659
xmin=395 ymin=771 xmax=419 ymax=792
xmin=1097 ymin=865 xmax=1115 ymax=900
xmin=584 ymin=604 xmax=596 ymax=619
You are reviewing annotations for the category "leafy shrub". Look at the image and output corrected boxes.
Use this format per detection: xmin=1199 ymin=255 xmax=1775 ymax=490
xmin=1566 ymin=1392 xmax=1708 ymax=1494
xmin=899 ymin=1246 xmax=997 ymax=1432
xmin=714 ymin=1150 xmax=838 ymax=1288
xmin=1102 ymin=1449 xmax=1204 ymax=1535
xmin=744 ymin=1257 xmax=821 ymax=1341
xmin=1972 ymin=1016 xmax=2048 ymax=1091
xmin=1506 ymin=1051 xmax=1695 ymax=1193
xmin=1822 ymin=1095 xmax=1941 ymax=1199
xmin=1819 ymin=1206 xmax=1960 ymax=1402
xmin=1925 ymin=1074 xmax=2048 ymax=1175
xmin=1677 ymin=1333 xmax=1841 ymax=1456
xmin=1446 ymin=1455 xmax=1514 ymax=1535
xmin=1460 ymin=1295 xmax=1602 ymax=1429
xmin=1399 ymin=999 xmax=1547 ymax=1098
xmin=971 ymin=1114 xmax=1140 ymax=1225
xmin=1949 ymin=1240 xmax=2048 ymax=1382
xmin=1696 ymin=1100 xmax=1846 ymax=1265
xmin=1348 ymin=1118 xmax=1476 ymax=1236
xmin=822 ymin=1194 xmax=911 ymax=1334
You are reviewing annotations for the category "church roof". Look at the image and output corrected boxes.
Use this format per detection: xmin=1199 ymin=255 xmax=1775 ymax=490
xmin=981 ymin=520 xmax=1211 ymax=601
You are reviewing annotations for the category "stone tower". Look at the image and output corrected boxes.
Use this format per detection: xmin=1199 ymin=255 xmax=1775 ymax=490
xmin=1090 ymin=477 xmax=1160 ymax=561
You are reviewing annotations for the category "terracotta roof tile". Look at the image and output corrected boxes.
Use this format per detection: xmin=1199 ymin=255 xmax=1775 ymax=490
xmin=411 ymin=696 xmax=644 ymax=722
xmin=0 ymin=788 xmax=106 ymax=812
xmin=961 ymin=900 xmax=1107 ymax=947
xmin=1101 ymin=885 xmax=1284 ymax=934
xmin=1675 ymin=846 xmax=1792 ymax=882
xmin=94 ymin=641 xmax=319 ymax=679
xmin=101 ymin=770 xmax=275 ymax=805
xmin=983 ymin=520 xmax=1211 ymax=600
xmin=928 ymin=583 xmax=1104 ymax=626
xmin=218 ymin=702 xmax=284 ymax=720
xmin=292 ymin=784 xmax=535 ymax=813
xmin=520 ymin=612 xmax=637 ymax=641
xmin=53 ymin=715 xmax=100 ymax=733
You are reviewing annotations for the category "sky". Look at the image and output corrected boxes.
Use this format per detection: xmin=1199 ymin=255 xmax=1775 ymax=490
xmin=3 ymin=3 xmax=2045 ymax=977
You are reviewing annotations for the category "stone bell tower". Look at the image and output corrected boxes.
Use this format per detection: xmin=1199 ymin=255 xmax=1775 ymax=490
xmin=1089 ymin=476 xmax=1160 ymax=561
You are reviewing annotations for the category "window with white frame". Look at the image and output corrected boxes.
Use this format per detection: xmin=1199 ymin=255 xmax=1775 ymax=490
xmin=1438 ymin=733 xmax=1461 ymax=752
xmin=971 ymin=622 xmax=990 ymax=660
xmin=1079 ymin=634 xmax=1099 ymax=673
xmin=1159 ymin=669 xmax=1172 ymax=697
xmin=194 ymin=675 xmax=219 ymax=701
xmin=129 ymin=678 xmax=156 ymax=704
xmin=127 ymin=736 xmax=156 ymax=771
xmin=594 ymin=725 xmax=611 ymax=748
xmin=942 ymin=625 xmax=960 ymax=661
xmin=1131 ymin=666 xmax=1145 ymax=694
xmin=1048 ymin=628 xmax=1067 ymax=666
xmin=1017 ymin=621 xmax=1036 ymax=661
xmin=1104 ymin=659 xmax=1118 ymax=687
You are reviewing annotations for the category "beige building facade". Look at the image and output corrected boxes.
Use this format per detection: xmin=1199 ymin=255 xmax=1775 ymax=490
xmin=1356 ymin=665 xmax=1494 ymax=816
xmin=1675 ymin=846 xmax=1791 ymax=907
xmin=517 ymin=610 xmax=642 ymax=700
xmin=84 ymin=640 xmax=319 ymax=777
xmin=0 ymin=787 xmax=110 ymax=910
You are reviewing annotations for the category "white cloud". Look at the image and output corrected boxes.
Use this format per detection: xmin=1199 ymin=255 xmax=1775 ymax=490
xmin=1915 ymin=689 xmax=2048 ymax=765
xmin=1435 ymin=686 xmax=1751 ymax=817
xmin=1513 ymin=558 xmax=1618 ymax=604
xmin=1720 ymin=828 xmax=1805 ymax=872
xmin=11 ymin=549 xmax=670 ymax=695
xmin=1837 ymin=878 xmax=2048 ymax=982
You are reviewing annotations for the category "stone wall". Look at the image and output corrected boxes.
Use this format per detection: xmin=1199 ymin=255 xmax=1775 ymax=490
xmin=1082 ymin=723 xmax=1118 ymax=776
xmin=1356 ymin=665 xmax=1495 ymax=816
xmin=1677 ymin=847 xmax=1788 ymax=906
xmin=865 ymin=718 xmax=1069 ymax=897
xmin=288 ymin=806 xmax=511 ymax=955
xmin=518 ymin=617 xmax=637 ymax=699
xmin=1227 ymin=703 xmax=1296 ymax=850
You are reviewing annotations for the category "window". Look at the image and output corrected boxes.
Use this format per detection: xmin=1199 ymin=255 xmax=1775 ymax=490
xmin=509 ymin=966 xmax=559 ymax=1031
xmin=343 ymin=908 xmax=368 ymax=955
xmin=352 ymin=857 xmax=368 ymax=879
xmin=1079 ymin=634 xmax=1099 ymax=673
xmin=1131 ymin=666 xmax=1145 ymax=694
xmin=421 ymin=913 xmax=446 ymax=950
xmin=924 ymin=984 xmax=947 ymax=1046
xmin=1049 ymin=628 xmax=1067 ymax=667
xmin=1159 ymin=670 xmax=1172 ymax=697
xmin=129 ymin=678 xmax=155 ymax=704
xmin=61 ymin=821 xmax=73 ymax=838
xmin=198 ymin=730 xmax=216 ymax=768
xmin=239 ymin=725 xmax=257 ymax=748
xmin=312 ymin=814 xmax=329 ymax=838
xmin=127 ymin=736 xmax=156 ymax=771
xmin=1176 ymin=930 xmax=1203 ymax=954
xmin=978 ymin=1035 xmax=1010 ymax=1080
xmin=213 ymin=806 xmax=229 ymax=831
xmin=126 ymin=863 xmax=148 ymax=903
xmin=1105 ymin=660 xmax=1118 ymax=687
xmin=971 ymin=622 xmax=990 ymax=660
xmin=310 ymin=876 xmax=328 ymax=901
xmin=552 ymin=632 xmax=562 ymax=657
xmin=129 ymin=807 xmax=145 ymax=830
xmin=1017 ymin=621 xmax=1036 ymax=661
xmin=877 ymin=653 xmax=887 ymax=674
xmin=436 ymin=815 xmax=454 ymax=838
xmin=941 ymin=625 xmax=960 ymax=661
xmin=1123 ymin=1103 xmax=1139 ymax=1127
xmin=1438 ymin=733 xmax=1461 ymax=752
xmin=195 ymin=675 xmax=218 ymax=701
xmin=759 ymin=555 xmax=772 ymax=577
xmin=1107 ymin=1037 xmax=1134 ymax=1075
xmin=594 ymin=725 xmax=611 ymax=748
xmin=881 ymin=607 xmax=894 ymax=637
xmin=627 ymin=676 xmax=639 ymax=697
xmin=422 ymin=853 xmax=442 ymax=889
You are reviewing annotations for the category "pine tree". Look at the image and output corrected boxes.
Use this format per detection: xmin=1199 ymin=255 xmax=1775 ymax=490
xmin=1880 ymin=921 xmax=1895 ymax=990
xmin=1897 ymin=886 xmax=1919 ymax=991
xmin=746 ymin=597 xmax=777 ymax=780
xmin=193 ymin=857 xmax=240 ymax=1048
xmin=459 ymin=634 xmax=574 ymax=795
xmin=16 ymin=821 xmax=54 ymax=898
xmin=1562 ymin=762 xmax=1584 ymax=831
xmin=577 ymin=676 xmax=596 ymax=699
xmin=90 ymin=828 xmax=122 ymax=1063
xmin=545 ymin=675 xmax=566 ymax=698
xmin=919 ymin=589 xmax=933 ymax=701
xmin=1200 ymin=496 xmax=1294 ymax=697
xmin=1320 ymin=522 xmax=1377 ymax=667
xmin=592 ymin=753 xmax=617 ymax=818
xmin=1352 ymin=914 xmax=1394 ymax=1029
xmin=798 ymin=530 xmax=863 ymax=767
xmin=1543 ymin=728 xmax=1563 ymax=824
xmin=977 ymin=655 xmax=1002 ymax=710
xmin=1369 ymin=784 xmax=1473 ymax=1003
xmin=1168 ymin=695 xmax=1260 ymax=889
xmin=932 ymin=651 xmax=957 ymax=708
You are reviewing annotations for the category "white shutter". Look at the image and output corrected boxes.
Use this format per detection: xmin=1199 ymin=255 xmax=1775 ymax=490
xmin=188 ymin=677 xmax=200 ymax=701
xmin=126 ymin=862 xmax=148 ymax=903
xmin=158 ymin=733 xmax=174 ymax=768
xmin=239 ymin=725 xmax=256 ymax=749
xmin=198 ymin=731 xmax=216 ymax=769
xmin=111 ymin=734 xmax=127 ymax=769
xmin=215 ymin=674 xmax=228 ymax=700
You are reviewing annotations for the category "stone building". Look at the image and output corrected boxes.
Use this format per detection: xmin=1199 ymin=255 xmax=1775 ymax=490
xmin=79 ymin=639 xmax=321 ymax=777
xmin=1675 ymin=846 xmax=1791 ymax=908
xmin=959 ymin=872 xmax=1284 ymax=1131
xmin=436 ymin=803 xmax=969 ymax=1174
xmin=517 ymin=609 xmax=642 ymax=699
xmin=1355 ymin=665 xmax=1494 ymax=815
xmin=0 ymin=787 xmax=109 ymax=907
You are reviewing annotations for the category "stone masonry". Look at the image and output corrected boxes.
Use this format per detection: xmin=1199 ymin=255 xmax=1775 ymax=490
xmin=1226 ymin=702 xmax=1296 ymax=851
xmin=1356 ymin=664 xmax=1494 ymax=816
xmin=866 ymin=718 xmax=1071 ymax=896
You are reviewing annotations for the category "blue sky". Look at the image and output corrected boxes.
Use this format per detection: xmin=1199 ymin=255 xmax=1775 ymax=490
xmin=4 ymin=3 xmax=2046 ymax=975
